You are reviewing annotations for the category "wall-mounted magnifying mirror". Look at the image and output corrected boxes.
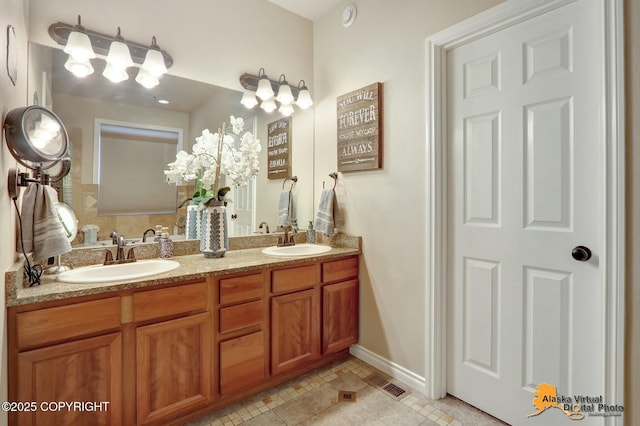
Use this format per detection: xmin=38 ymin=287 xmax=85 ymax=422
xmin=3 ymin=105 xmax=71 ymax=198
xmin=45 ymin=202 xmax=77 ymax=274
xmin=4 ymin=105 xmax=69 ymax=167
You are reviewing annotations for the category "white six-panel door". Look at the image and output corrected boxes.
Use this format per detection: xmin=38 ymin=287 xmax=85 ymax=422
xmin=446 ymin=1 xmax=606 ymax=425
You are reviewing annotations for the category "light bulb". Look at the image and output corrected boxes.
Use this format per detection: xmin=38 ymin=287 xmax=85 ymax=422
xmin=256 ymin=77 xmax=274 ymax=100
xmin=64 ymin=31 xmax=95 ymax=62
xmin=64 ymin=56 xmax=94 ymax=78
xmin=135 ymin=68 xmax=159 ymax=88
xmin=296 ymin=88 xmax=313 ymax=109
xmin=276 ymin=75 xmax=294 ymax=105
xmin=241 ymin=92 xmax=258 ymax=109
xmin=106 ymin=28 xmax=134 ymax=70
xmin=141 ymin=39 xmax=167 ymax=77
xmin=103 ymin=63 xmax=129 ymax=83
xmin=260 ymin=98 xmax=277 ymax=113
xmin=279 ymin=103 xmax=294 ymax=117
xmin=63 ymin=16 xmax=95 ymax=62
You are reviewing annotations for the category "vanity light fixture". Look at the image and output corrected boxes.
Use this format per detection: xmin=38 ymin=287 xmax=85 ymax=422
xmin=240 ymin=92 xmax=258 ymax=109
xmin=62 ymin=16 xmax=96 ymax=78
xmin=261 ymin=98 xmax=277 ymax=113
xmin=62 ymin=16 xmax=95 ymax=62
xmin=140 ymin=36 xmax=168 ymax=77
xmin=296 ymin=80 xmax=313 ymax=109
xmin=279 ymin=103 xmax=294 ymax=117
xmin=102 ymin=62 xmax=129 ymax=83
xmin=64 ymin=56 xmax=94 ymax=78
xmin=255 ymin=68 xmax=275 ymax=100
xmin=105 ymin=27 xmax=134 ymax=71
xmin=275 ymin=74 xmax=294 ymax=105
xmin=135 ymin=68 xmax=159 ymax=88
xmin=239 ymin=69 xmax=313 ymax=116
xmin=49 ymin=17 xmax=173 ymax=88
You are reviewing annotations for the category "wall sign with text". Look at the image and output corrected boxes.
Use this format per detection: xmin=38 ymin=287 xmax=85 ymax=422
xmin=267 ymin=117 xmax=291 ymax=180
xmin=336 ymin=82 xmax=383 ymax=172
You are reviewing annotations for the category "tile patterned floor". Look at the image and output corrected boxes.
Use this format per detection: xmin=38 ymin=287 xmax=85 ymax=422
xmin=186 ymin=356 xmax=508 ymax=426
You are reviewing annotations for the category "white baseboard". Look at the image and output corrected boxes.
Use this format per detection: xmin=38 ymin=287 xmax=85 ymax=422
xmin=349 ymin=344 xmax=427 ymax=393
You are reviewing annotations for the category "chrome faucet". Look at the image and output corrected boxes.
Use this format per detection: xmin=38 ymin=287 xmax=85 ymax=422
xmin=109 ymin=229 xmax=118 ymax=245
xmin=258 ymin=222 xmax=270 ymax=234
xmin=142 ymin=228 xmax=156 ymax=242
xmin=277 ymin=225 xmax=296 ymax=247
xmin=116 ymin=235 xmax=126 ymax=261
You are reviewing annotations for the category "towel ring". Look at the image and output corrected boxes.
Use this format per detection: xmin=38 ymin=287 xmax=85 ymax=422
xmin=282 ymin=176 xmax=298 ymax=191
xmin=323 ymin=172 xmax=338 ymax=190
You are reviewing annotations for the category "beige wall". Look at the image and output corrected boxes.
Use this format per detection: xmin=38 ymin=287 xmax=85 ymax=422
xmin=0 ymin=1 xmax=29 ymax=423
xmin=315 ymin=4 xmax=637 ymax=420
xmin=313 ymin=0 xmax=504 ymax=377
xmin=625 ymin=0 xmax=639 ymax=421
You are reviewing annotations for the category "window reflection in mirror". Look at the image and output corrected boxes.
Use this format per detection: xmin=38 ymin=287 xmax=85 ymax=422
xmin=96 ymin=121 xmax=181 ymax=215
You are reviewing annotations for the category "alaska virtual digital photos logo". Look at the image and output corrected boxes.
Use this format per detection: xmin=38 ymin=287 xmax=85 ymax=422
xmin=528 ymin=383 xmax=624 ymax=420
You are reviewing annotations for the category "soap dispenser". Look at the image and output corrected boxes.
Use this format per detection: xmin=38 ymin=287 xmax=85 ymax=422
xmin=159 ymin=227 xmax=173 ymax=259
xmin=307 ymin=221 xmax=315 ymax=244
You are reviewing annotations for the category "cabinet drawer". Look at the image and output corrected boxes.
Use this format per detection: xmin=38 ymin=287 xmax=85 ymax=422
xmin=322 ymin=257 xmax=359 ymax=283
xmin=219 ymin=274 xmax=263 ymax=305
xmin=133 ymin=281 xmax=207 ymax=322
xmin=219 ymin=300 xmax=263 ymax=334
xmin=16 ymin=297 xmax=121 ymax=350
xmin=271 ymin=265 xmax=319 ymax=293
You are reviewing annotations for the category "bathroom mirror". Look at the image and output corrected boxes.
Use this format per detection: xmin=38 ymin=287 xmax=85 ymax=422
xmin=55 ymin=202 xmax=78 ymax=241
xmin=27 ymin=42 xmax=314 ymax=243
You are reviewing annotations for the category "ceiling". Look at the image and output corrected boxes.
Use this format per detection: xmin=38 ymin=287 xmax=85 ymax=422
xmin=266 ymin=0 xmax=343 ymax=21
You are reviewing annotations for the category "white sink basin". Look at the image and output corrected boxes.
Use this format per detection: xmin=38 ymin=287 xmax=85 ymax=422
xmin=57 ymin=259 xmax=180 ymax=283
xmin=262 ymin=244 xmax=332 ymax=257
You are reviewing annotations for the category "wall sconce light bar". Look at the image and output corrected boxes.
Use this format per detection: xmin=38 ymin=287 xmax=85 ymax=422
xmin=239 ymin=73 xmax=300 ymax=98
xmin=239 ymin=70 xmax=312 ymax=114
xmin=48 ymin=21 xmax=173 ymax=69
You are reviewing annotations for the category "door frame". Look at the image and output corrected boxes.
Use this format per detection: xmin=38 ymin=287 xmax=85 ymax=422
xmin=424 ymin=0 xmax=625 ymax=420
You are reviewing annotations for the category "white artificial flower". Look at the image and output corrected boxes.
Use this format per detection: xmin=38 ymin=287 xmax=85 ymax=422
xmin=165 ymin=115 xmax=261 ymax=197
xmin=230 ymin=116 xmax=244 ymax=135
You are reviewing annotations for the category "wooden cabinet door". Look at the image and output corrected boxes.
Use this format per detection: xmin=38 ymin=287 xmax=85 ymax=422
xmin=220 ymin=331 xmax=265 ymax=396
xmin=16 ymin=333 xmax=122 ymax=426
xmin=136 ymin=313 xmax=212 ymax=425
xmin=271 ymin=289 xmax=320 ymax=375
xmin=322 ymin=280 xmax=359 ymax=354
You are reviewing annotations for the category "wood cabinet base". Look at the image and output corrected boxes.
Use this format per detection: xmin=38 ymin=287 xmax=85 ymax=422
xmin=8 ymin=255 xmax=359 ymax=426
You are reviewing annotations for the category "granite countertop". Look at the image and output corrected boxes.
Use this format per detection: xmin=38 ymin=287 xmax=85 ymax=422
xmin=5 ymin=235 xmax=361 ymax=307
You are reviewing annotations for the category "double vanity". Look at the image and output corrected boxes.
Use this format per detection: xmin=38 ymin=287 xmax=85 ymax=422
xmin=5 ymin=235 xmax=360 ymax=425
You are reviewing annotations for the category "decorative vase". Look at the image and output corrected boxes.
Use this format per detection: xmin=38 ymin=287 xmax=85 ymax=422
xmin=185 ymin=201 xmax=202 ymax=240
xmin=200 ymin=201 xmax=228 ymax=258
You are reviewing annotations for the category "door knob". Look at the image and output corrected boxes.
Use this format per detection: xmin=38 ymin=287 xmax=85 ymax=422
xmin=231 ymin=214 xmax=237 ymax=220
xmin=571 ymin=246 xmax=592 ymax=261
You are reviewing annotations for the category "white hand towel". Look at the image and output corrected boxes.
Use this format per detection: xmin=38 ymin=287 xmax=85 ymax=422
xmin=18 ymin=184 xmax=72 ymax=260
xmin=314 ymin=189 xmax=342 ymax=236
xmin=278 ymin=190 xmax=293 ymax=226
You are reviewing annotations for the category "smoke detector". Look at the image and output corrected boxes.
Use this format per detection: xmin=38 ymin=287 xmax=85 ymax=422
xmin=342 ymin=4 xmax=357 ymax=28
